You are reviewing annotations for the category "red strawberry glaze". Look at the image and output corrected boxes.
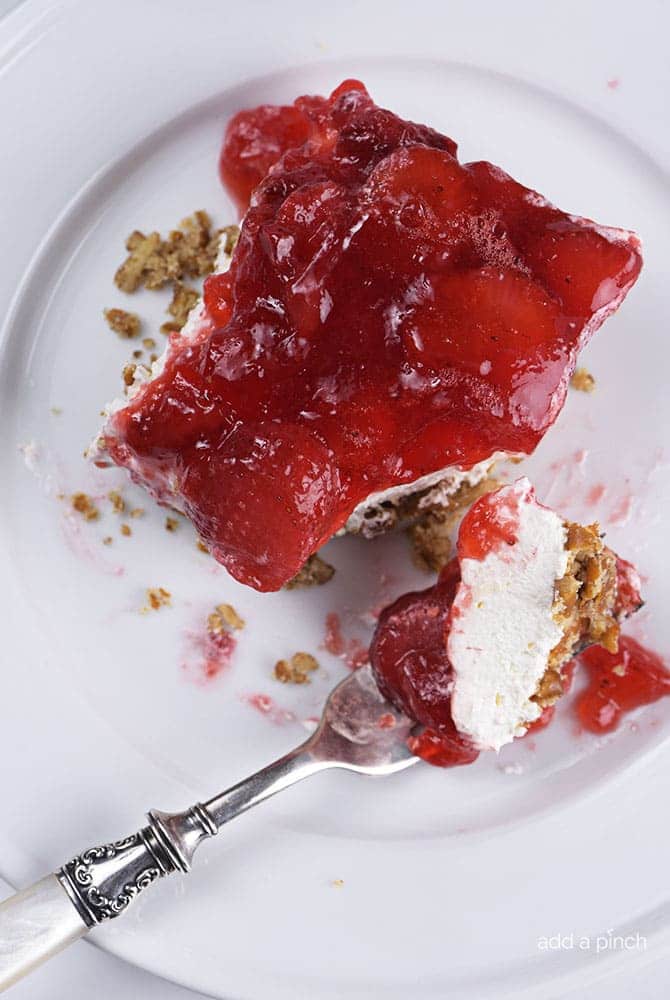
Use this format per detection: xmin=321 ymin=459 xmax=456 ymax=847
xmin=370 ymin=558 xmax=479 ymax=766
xmin=575 ymin=637 xmax=670 ymax=734
xmin=102 ymin=80 xmax=642 ymax=592
xmin=456 ymin=484 xmax=522 ymax=561
xmin=220 ymin=103 xmax=312 ymax=217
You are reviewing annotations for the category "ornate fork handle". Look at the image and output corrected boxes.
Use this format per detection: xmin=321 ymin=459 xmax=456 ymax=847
xmin=0 ymin=666 xmax=415 ymax=991
xmin=0 ymin=744 xmax=327 ymax=991
xmin=57 ymin=804 xmax=217 ymax=927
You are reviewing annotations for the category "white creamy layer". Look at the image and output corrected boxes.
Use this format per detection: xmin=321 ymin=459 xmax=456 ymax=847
xmin=449 ymin=479 xmax=568 ymax=752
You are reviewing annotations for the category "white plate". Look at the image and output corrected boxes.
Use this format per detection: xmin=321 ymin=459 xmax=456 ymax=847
xmin=1 ymin=1 xmax=669 ymax=997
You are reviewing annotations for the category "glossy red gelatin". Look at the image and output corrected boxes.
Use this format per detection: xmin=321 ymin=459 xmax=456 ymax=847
xmin=576 ymin=637 xmax=670 ymax=734
xmin=370 ymin=559 xmax=480 ymax=767
xmin=102 ymin=80 xmax=642 ymax=591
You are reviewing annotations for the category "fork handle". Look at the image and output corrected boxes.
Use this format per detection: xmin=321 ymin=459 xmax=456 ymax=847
xmin=0 ymin=747 xmax=327 ymax=992
xmin=0 ymin=876 xmax=88 ymax=990
xmin=0 ymin=807 xmax=215 ymax=993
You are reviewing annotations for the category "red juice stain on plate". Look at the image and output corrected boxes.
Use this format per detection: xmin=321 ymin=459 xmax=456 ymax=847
xmin=241 ymin=692 xmax=296 ymax=725
xmin=607 ymin=489 xmax=634 ymax=528
xmin=575 ymin=636 xmax=670 ymax=734
xmin=585 ymin=482 xmax=607 ymax=507
xmin=181 ymin=625 xmax=236 ymax=685
xmin=323 ymin=611 xmax=369 ymax=669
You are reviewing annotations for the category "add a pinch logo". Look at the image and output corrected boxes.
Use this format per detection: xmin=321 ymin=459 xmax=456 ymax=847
xmin=537 ymin=930 xmax=647 ymax=953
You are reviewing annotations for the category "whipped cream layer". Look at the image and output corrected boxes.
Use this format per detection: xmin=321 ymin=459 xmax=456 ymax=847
xmin=449 ymin=479 xmax=568 ymax=752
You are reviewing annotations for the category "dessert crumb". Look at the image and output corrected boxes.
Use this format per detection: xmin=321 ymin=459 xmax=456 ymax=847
xmin=274 ymin=652 xmax=319 ymax=684
xmin=330 ymin=879 xmax=345 ymax=889
xmin=196 ymin=539 xmax=209 ymax=554
xmin=165 ymin=516 xmax=180 ymax=532
xmin=162 ymin=282 xmax=200 ymax=334
xmin=130 ymin=507 xmax=145 ymax=518
xmin=285 ymin=553 xmax=335 ymax=589
xmin=500 ymin=762 xmax=525 ymax=776
xmin=104 ymin=307 xmax=141 ymax=339
xmin=120 ymin=523 xmax=132 ymax=537
xmin=408 ymin=476 xmax=500 ymax=572
xmin=122 ymin=363 xmax=137 ymax=387
xmin=570 ymin=367 xmax=596 ymax=393
xmin=50 ymin=406 xmax=62 ymax=416
xmin=408 ymin=511 xmax=453 ymax=573
xmin=208 ymin=603 xmax=245 ymax=634
xmin=102 ymin=536 xmax=113 ymax=546
xmin=108 ymin=489 xmax=125 ymax=514
xmin=114 ymin=212 xmax=234 ymax=295
xmin=142 ymin=337 xmax=156 ymax=350
xmin=71 ymin=492 xmax=99 ymax=521
xmin=142 ymin=587 xmax=172 ymax=612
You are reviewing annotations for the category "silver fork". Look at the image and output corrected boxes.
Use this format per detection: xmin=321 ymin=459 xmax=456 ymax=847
xmin=0 ymin=665 xmax=418 ymax=992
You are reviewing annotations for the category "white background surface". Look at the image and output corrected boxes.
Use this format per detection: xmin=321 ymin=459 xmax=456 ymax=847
xmin=1 ymin=0 xmax=669 ymax=997
xmin=1 ymin=872 xmax=667 ymax=998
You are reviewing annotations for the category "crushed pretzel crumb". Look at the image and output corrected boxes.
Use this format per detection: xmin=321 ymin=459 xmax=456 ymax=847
xmin=71 ymin=492 xmax=99 ymax=521
xmin=570 ymin=367 xmax=596 ymax=393
xmin=142 ymin=337 xmax=156 ymax=350
xmin=408 ymin=476 xmax=500 ymax=572
xmin=104 ymin=307 xmax=141 ymax=339
xmin=108 ymin=489 xmax=125 ymax=514
xmin=196 ymin=539 xmax=209 ymax=554
xmin=165 ymin=516 xmax=179 ymax=532
xmin=120 ymin=523 xmax=132 ymax=537
xmin=114 ymin=212 xmax=234 ymax=295
xmin=130 ymin=507 xmax=145 ymax=518
xmin=122 ymin=363 xmax=137 ymax=387
xmin=142 ymin=587 xmax=172 ymax=612
xmin=274 ymin=651 xmax=319 ymax=684
xmin=208 ymin=603 xmax=245 ymax=635
xmin=285 ymin=553 xmax=335 ymax=589
xmin=161 ymin=282 xmax=200 ymax=335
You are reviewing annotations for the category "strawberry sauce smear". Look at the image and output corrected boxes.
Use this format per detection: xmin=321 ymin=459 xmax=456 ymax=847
xmin=575 ymin=637 xmax=670 ymax=734
xmin=104 ymin=80 xmax=642 ymax=592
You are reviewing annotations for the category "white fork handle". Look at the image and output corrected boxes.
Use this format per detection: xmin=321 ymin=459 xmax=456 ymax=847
xmin=0 ymin=875 xmax=88 ymax=991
